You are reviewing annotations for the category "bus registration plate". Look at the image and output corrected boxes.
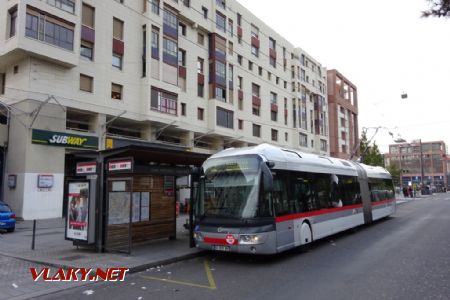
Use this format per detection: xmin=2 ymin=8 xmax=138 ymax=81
xmin=212 ymin=245 xmax=230 ymax=252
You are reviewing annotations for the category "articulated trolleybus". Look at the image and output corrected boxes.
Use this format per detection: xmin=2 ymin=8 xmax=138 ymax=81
xmin=193 ymin=143 xmax=395 ymax=254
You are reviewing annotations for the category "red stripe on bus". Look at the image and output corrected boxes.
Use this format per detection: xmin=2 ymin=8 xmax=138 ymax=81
xmin=275 ymin=204 xmax=363 ymax=223
xmin=275 ymin=198 xmax=395 ymax=223
xmin=203 ymin=237 xmax=238 ymax=245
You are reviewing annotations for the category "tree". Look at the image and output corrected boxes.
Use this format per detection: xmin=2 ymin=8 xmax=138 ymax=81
xmin=422 ymin=0 xmax=450 ymax=18
xmin=386 ymin=164 xmax=401 ymax=187
xmin=359 ymin=131 xmax=384 ymax=167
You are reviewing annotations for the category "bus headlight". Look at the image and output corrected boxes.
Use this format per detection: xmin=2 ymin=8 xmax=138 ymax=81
xmin=239 ymin=234 xmax=263 ymax=245
xmin=193 ymin=232 xmax=203 ymax=242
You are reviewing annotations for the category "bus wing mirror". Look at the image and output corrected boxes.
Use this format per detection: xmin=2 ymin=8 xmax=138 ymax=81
xmin=261 ymin=162 xmax=273 ymax=192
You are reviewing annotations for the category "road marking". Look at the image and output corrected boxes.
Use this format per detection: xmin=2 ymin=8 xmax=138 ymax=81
xmin=141 ymin=258 xmax=217 ymax=290
xmin=203 ymin=257 xmax=217 ymax=289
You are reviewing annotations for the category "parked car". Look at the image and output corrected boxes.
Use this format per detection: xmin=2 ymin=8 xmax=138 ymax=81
xmin=0 ymin=201 xmax=16 ymax=232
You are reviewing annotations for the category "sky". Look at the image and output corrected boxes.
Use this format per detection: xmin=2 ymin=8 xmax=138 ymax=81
xmin=242 ymin=0 xmax=450 ymax=153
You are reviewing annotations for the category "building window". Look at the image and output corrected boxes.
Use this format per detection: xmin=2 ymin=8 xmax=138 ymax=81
xmin=163 ymin=9 xmax=178 ymax=33
xmin=216 ymin=12 xmax=226 ymax=32
xmin=237 ymin=76 xmax=243 ymax=90
xmin=80 ymin=74 xmax=93 ymax=92
xmin=151 ymin=87 xmax=178 ymax=115
xmin=216 ymin=0 xmax=226 ymax=9
xmin=163 ymin=37 xmax=178 ymax=65
xmin=82 ymin=3 xmax=94 ymax=27
xmin=8 ymin=6 xmax=18 ymax=38
xmin=47 ymin=0 xmax=75 ymax=14
xmin=198 ymin=33 xmax=204 ymax=45
xmin=142 ymin=25 xmax=146 ymax=77
xmin=0 ymin=73 xmax=6 ymax=95
xmin=216 ymin=107 xmax=233 ymax=129
xmin=271 ymin=129 xmax=278 ymax=141
xmin=25 ymin=8 xmax=74 ymax=50
xmin=238 ymin=119 xmax=243 ymax=130
xmin=253 ymin=124 xmax=261 ymax=137
xmin=269 ymin=37 xmax=276 ymax=50
xmin=151 ymin=27 xmax=159 ymax=59
xmin=198 ymin=108 xmax=204 ymax=120
xmin=270 ymin=56 xmax=276 ymax=68
xmin=299 ymin=133 xmax=308 ymax=147
xmin=202 ymin=6 xmax=208 ymax=19
xmin=228 ymin=64 xmax=233 ymax=87
xmin=252 ymin=105 xmax=260 ymax=116
xmin=285 ymin=132 xmax=288 ymax=142
xmin=181 ymin=103 xmax=186 ymax=116
xmin=179 ymin=22 xmax=186 ymax=36
xmin=215 ymin=87 xmax=226 ymax=102
xmin=111 ymin=83 xmax=123 ymax=100
xmin=228 ymin=19 xmax=233 ymax=37
xmin=237 ymin=55 xmax=242 ymax=65
xmin=178 ymin=48 xmax=186 ymax=66
xmin=228 ymin=41 xmax=233 ymax=55
xmin=320 ymin=139 xmax=327 ymax=152
xmin=248 ymin=61 xmax=253 ymax=71
xmin=80 ymin=41 xmax=93 ymax=60
xmin=151 ymin=0 xmax=159 ymax=15
xmin=237 ymin=13 xmax=242 ymax=26
xmin=197 ymin=83 xmax=204 ymax=98
xmin=13 ymin=65 xmax=18 ymax=74
xmin=271 ymin=111 xmax=277 ymax=122
xmin=113 ymin=17 xmax=124 ymax=40
xmin=251 ymin=45 xmax=259 ymax=57
xmin=270 ymin=92 xmax=277 ymax=104
xmin=215 ymin=61 xmax=226 ymax=82
xmin=251 ymin=24 xmax=259 ymax=39
xmin=252 ymin=83 xmax=260 ymax=97
xmin=197 ymin=57 xmax=204 ymax=73
xmin=183 ymin=0 xmax=190 ymax=7
xmin=112 ymin=53 xmax=122 ymax=69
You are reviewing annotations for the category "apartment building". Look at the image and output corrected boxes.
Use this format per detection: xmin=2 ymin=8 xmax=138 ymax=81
xmin=0 ymin=0 xmax=328 ymax=220
xmin=327 ymin=69 xmax=358 ymax=159
xmin=385 ymin=140 xmax=448 ymax=189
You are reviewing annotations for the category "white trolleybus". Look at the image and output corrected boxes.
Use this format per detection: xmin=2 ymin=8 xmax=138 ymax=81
xmin=193 ymin=143 xmax=395 ymax=254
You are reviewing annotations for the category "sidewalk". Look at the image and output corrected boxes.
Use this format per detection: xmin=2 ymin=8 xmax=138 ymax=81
xmin=0 ymin=213 xmax=204 ymax=300
xmin=396 ymin=192 xmax=434 ymax=204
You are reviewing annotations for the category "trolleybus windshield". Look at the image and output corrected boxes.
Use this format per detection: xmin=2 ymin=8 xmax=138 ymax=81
xmin=200 ymin=155 xmax=266 ymax=219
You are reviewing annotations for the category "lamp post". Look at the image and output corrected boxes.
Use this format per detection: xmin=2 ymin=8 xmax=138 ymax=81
xmin=419 ymin=139 xmax=425 ymax=189
xmin=394 ymin=138 xmax=407 ymax=188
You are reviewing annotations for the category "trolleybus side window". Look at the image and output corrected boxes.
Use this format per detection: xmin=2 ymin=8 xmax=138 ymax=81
xmin=272 ymin=171 xmax=289 ymax=216
xmin=337 ymin=175 xmax=361 ymax=206
xmin=368 ymin=178 xmax=394 ymax=202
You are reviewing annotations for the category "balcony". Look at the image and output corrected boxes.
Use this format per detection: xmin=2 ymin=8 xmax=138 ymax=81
xmin=1 ymin=5 xmax=78 ymax=68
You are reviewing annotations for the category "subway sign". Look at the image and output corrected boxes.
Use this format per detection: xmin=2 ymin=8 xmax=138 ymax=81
xmin=32 ymin=129 xmax=98 ymax=149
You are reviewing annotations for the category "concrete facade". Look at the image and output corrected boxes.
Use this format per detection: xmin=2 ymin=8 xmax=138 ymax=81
xmin=327 ymin=69 xmax=358 ymax=159
xmin=0 ymin=0 xmax=329 ymax=218
xmin=385 ymin=140 xmax=448 ymax=189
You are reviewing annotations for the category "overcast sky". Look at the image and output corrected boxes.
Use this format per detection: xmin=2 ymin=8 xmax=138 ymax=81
xmin=242 ymin=0 xmax=450 ymax=153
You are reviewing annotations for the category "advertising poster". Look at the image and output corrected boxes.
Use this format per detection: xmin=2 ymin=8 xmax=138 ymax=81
xmin=66 ymin=181 xmax=90 ymax=241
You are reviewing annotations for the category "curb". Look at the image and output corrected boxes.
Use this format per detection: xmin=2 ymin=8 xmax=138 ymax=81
xmin=0 ymin=249 xmax=206 ymax=274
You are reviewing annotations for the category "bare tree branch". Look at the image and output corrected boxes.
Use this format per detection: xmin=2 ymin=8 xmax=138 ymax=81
xmin=422 ymin=0 xmax=450 ymax=18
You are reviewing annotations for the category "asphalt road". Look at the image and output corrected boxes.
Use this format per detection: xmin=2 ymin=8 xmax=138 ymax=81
xmin=37 ymin=194 xmax=450 ymax=300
